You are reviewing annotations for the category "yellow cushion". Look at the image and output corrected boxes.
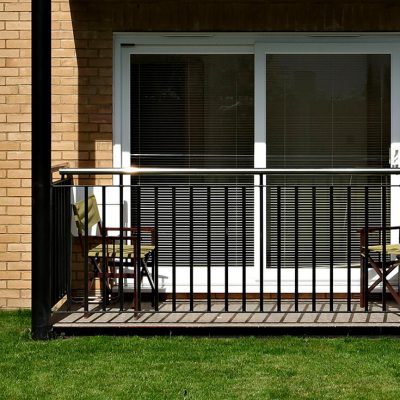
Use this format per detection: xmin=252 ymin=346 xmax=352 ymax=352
xmin=88 ymin=244 xmax=155 ymax=259
xmin=368 ymin=244 xmax=400 ymax=255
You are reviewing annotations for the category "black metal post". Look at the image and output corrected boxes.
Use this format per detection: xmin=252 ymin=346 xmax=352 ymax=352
xmin=32 ymin=0 xmax=52 ymax=340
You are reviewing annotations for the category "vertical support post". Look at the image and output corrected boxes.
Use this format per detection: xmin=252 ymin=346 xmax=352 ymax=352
xmin=32 ymin=0 xmax=52 ymax=339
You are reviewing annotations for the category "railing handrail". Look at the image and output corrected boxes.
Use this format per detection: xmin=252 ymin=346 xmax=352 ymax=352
xmin=59 ymin=167 xmax=400 ymax=176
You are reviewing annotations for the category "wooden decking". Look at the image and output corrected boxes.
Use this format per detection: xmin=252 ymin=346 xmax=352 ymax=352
xmin=52 ymin=299 xmax=400 ymax=335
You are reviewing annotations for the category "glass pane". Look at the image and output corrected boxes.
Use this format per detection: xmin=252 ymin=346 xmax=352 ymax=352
xmin=131 ymin=54 xmax=254 ymax=170
xmin=265 ymin=54 xmax=391 ymax=269
xmin=266 ymin=54 xmax=390 ymax=170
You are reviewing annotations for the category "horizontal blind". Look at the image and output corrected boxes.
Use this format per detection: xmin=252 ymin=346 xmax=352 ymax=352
xmin=266 ymin=54 xmax=391 ymax=268
xmin=130 ymin=54 xmax=254 ymax=269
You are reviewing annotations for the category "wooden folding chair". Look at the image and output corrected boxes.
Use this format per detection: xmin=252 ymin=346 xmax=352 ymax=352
xmin=359 ymin=226 xmax=400 ymax=308
xmin=72 ymin=194 xmax=156 ymax=309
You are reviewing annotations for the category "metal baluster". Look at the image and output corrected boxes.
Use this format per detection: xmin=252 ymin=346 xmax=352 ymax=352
xmin=329 ymin=186 xmax=334 ymax=312
xmin=119 ymin=174 xmax=124 ymax=311
xmin=189 ymin=186 xmax=194 ymax=312
xmin=102 ymin=186 xmax=107 ymax=311
xmin=364 ymin=187 xmax=369 ymax=312
xmin=259 ymin=174 xmax=264 ymax=312
xmin=242 ymin=186 xmax=246 ymax=312
xmin=382 ymin=185 xmax=387 ymax=311
xmin=172 ymin=186 xmax=176 ymax=312
xmin=277 ymin=186 xmax=281 ymax=312
xmin=312 ymin=186 xmax=316 ymax=312
xmin=84 ymin=186 xmax=89 ymax=312
xmin=224 ymin=186 xmax=229 ymax=312
xmin=347 ymin=186 xmax=352 ymax=312
xmin=154 ymin=187 xmax=159 ymax=312
xmin=294 ymin=186 xmax=299 ymax=312
xmin=207 ymin=186 xmax=211 ymax=312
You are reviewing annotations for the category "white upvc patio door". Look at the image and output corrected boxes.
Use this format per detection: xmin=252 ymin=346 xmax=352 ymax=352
xmin=114 ymin=34 xmax=400 ymax=292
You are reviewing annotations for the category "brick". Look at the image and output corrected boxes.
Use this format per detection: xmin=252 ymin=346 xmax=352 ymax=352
xmin=0 ymin=216 xmax=20 ymax=225
xmin=0 ymin=85 xmax=19 ymax=95
xmin=0 ymin=178 xmax=20 ymax=188
xmin=0 ymin=197 xmax=21 ymax=206
xmin=6 ymin=113 xmax=30 ymax=123
xmin=21 ymin=272 xmax=31 ymax=280
xmin=8 ymin=280 xmax=30 ymax=289
xmin=0 ymin=67 xmax=19 ymax=76
xmin=0 ymin=31 xmax=19 ymax=40
xmin=1 ymin=12 xmax=19 ymax=21
xmin=6 ymin=77 xmax=30 ymax=85
xmin=6 ymin=39 xmax=30 ymax=49
xmin=0 ymin=123 xmax=21 ymax=132
xmin=0 ymin=48 xmax=19 ymax=57
xmin=0 ymin=252 xmax=20 ymax=262
xmin=5 ymin=94 xmax=30 ymax=104
xmin=7 ymin=169 xmax=30 ymax=178
xmin=7 ymin=298 xmax=31 ymax=308
xmin=7 ymin=206 xmax=31 ymax=216
xmin=7 ymin=188 xmax=30 ymax=196
xmin=7 ymin=151 xmax=30 ymax=159
xmin=20 ymin=252 xmax=31 ymax=262
xmin=0 ymin=141 xmax=19 ymax=150
xmin=0 ymin=271 xmax=20 ymax=280
xmin=7 ymin=261 xmax=30 ymax=271
xmin=7 ymin=225 xmax=30 ymax=234
xmin=5 ymin=3 xmax=31 ymax=12
xmin=0 ymin=289 xmax=20 ymax=299
xmin=5 ymin=57 xmax=31 ymax=67
xmin=20 ymin=289 xmax=31 ymax=299
xmin=7 ymin=132 xmax=30 ymax=141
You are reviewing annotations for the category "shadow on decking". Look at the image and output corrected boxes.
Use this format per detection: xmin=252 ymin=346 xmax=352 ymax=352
xmin=51 ymin=299 xmax=400 ymax=336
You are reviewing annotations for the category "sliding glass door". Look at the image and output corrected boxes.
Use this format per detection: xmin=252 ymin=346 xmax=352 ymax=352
xmin=265 ymin=53 xmax=391 ymax=269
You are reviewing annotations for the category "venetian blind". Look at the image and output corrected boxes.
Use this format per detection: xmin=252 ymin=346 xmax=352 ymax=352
xmin=266 ymin=54 xmax=391 ymax=268
xmin=130 ymin=54 xmax=254 ymax=270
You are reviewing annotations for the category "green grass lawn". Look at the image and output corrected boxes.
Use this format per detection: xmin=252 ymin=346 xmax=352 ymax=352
xmin=1 ymin=311 xmax=400 ymax=399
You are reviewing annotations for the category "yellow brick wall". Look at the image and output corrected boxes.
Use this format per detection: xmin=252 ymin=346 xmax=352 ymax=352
xmin=1 ymin=0 xmax=114 ymax=309
xmin=1 ymin=0 xmax=32 ymax=309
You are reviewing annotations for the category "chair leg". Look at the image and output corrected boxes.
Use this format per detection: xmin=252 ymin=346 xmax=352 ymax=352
xmin=360 ymin=256 xmax=365 ymax=308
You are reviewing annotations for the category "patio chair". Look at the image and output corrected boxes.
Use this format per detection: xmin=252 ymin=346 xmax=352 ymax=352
xmin=359 ymin=226 xmax=400 ymax=307
xmin=72 ymin=194 xmax=156 ymax=309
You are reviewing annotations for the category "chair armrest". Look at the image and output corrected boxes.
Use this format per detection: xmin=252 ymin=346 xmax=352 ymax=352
xmin=104 ymin=226 xmax=156 ymax=245
xmin=357 ymin=226 xmax=400 ymax=234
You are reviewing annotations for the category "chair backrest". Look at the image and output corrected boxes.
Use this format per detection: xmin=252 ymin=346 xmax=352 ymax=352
xmin=72 ymin=194 xmax=101 ymax=236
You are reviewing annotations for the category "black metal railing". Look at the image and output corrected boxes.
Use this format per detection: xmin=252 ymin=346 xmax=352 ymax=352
xmin=52 ymin=167 xmax=400 ymax=315
xmin=50 ymin=176 xmax=72 ymax=308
